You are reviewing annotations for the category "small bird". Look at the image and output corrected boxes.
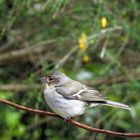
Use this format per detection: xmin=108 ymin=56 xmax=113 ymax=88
xmin=41 ymin=71 xmax=131 ymax=119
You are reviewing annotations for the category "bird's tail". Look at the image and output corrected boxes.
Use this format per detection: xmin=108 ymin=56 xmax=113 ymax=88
xmin=103 ymin=100 xmax=131 ymax=111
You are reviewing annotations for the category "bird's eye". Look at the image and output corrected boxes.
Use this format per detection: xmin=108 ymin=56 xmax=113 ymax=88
xmin=49 ymin=77 xmax=53 ymax=81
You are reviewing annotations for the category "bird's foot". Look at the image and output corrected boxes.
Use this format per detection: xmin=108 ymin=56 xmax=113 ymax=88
xmin=64 ymin=118 xmax=70 ymax=124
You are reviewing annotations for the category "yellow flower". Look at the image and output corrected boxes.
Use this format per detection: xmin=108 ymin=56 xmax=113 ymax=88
xmin=78 ymin=33 xmax=87 ymax=51
xmin=101 ymin=17 xmax=107 ymax=28
xmin=83 ymin=55 xmax=90 ymax=63
xmin=120 ymin=36 xmax=125 ymax=43
xmin=81 ymin=33 xmax=87 ymax=40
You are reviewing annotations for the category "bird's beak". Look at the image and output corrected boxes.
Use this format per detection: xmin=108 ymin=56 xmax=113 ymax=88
xmin=40 ymin=76 xmax=50 ymax=88
xmin=40 ymin=76 xmax=51 ymax=83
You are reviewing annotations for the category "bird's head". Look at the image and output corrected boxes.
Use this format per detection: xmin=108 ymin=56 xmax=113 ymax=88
xmin=40 ymin=71 xmax=70 ymax=88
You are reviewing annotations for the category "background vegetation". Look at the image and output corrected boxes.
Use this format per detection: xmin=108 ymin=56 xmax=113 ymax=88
xmin=0 ymin=0 xmax=140 ymax=139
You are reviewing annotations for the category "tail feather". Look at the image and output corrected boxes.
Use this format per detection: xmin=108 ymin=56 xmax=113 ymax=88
xmin=104 ymin=100 xmax=131 ymax=111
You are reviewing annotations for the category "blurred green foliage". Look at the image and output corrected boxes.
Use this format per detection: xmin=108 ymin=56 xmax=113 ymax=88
xmin=0 ymin=0 xmax=140 ymax=139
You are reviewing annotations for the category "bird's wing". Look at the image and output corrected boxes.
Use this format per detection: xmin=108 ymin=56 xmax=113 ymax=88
xmin=55 ymin=81 xmax=106 ymax=102
xmin=55 ymin=80 xmax=83 ymax=96
xmin=76 ymin=87 xmax=106 ymax=102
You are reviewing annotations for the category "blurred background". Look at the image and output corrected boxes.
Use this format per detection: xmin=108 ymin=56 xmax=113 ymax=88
xmin=0 ymin=0 xmax=140 ymax=140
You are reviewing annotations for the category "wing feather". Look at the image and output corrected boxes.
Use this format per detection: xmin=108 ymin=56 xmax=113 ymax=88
xmin=55 ymin=80 xmax=106 ymax=102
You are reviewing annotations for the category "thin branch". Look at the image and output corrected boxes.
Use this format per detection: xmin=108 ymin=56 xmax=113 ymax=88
xmin=0 ymin=98 xmax=140 ymax=138
xmin=0 ymin=84 xmax=40 ymax=91
xmin=0 ymin=98 xmax=58 ymax=117
xmin=87 ymin=26 xmax=122 ymax=41
xmin=0 ymin=39 xmax=56 ymax=65
xmin=100 ymin=34 xmax=110 ymax=58
xmin=86 ymin=69 xmax=140 ymax=86
xmin=55 ymin=46 xmax=77 ymax=69
xmin=117 ymin=37 xmax=129 ymax=56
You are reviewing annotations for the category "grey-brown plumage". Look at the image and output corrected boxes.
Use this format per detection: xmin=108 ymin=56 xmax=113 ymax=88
xmin=41 ymin=71 xmax=131 ymax=119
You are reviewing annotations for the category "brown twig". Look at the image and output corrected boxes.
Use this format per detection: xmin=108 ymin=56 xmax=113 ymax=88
xmin=0 ymin=98 xmax=140 ymax=138
xmin=86 ymin=69 xmax=140 ymax=86
xmin=0 ymin=84 xmax=40 ymax=91
xmin=0 ymin=39 xmax=56 ymax=65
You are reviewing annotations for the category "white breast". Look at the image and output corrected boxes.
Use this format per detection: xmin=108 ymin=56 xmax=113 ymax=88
xmin=43 ymin=86 xmax=86 ymax=118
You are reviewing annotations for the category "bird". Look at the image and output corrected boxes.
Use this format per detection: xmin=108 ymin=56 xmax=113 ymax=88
xmin=40 ymin=71 xmax=131 ymax=119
